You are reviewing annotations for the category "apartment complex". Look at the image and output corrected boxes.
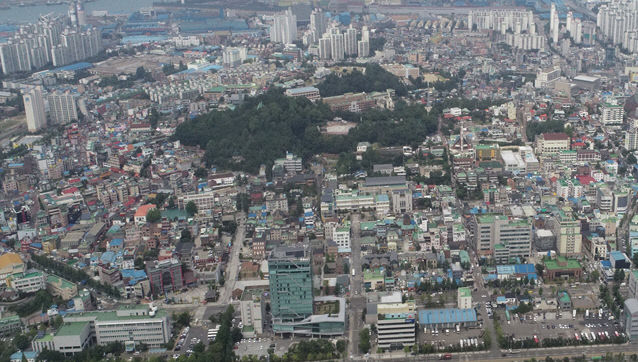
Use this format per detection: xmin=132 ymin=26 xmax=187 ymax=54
xmin=472 ymin=214 xmax=532 ymax=263
xmin=48 ymin=91 xmax=79 ymax=125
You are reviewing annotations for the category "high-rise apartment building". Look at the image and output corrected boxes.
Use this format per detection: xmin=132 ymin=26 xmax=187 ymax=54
xmin=48 ymin=91 xmax=78 ymax=125
xmin=358 ymin=40 xmax=370 ymax=57
xmin=270 ymin=9 xmax=297 ymax=44
xmin=0 ymin=16 xmax=101 ymax=74
xmin=310 ymin=8 xmax=327 ymax=41
xmin=345 ymin=27 xmax=357 ymax=56
xmin=319 ymin=36 xmax=332 ymax=59
xmin=24 ymin=87 xmax=46 ymax=132
xmin=330 ymin=32 xmax=345 ymax=61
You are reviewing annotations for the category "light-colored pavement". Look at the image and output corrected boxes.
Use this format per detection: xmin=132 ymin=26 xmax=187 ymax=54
xmin=349 ymin=213 xmax=366 ymax=357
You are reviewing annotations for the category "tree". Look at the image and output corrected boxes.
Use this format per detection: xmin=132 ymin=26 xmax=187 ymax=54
xmin=539 ymin=287 xmax=543 ymax=297
xmin=186 ymin=201 xmax=198 ymax=216
xmin=13 ymin=334 xmax=29 ymax=350
xmin=180 ymin=229 xmax=192 ymax=243
xmin=231 ymin=327 xmax=243 ymax=343
xmin=52 ymin=315 xmax=63 ymax=329
xmin=146 ymin=208 xmax=161 ymax=223
xmin=628 ymin=153 xmax=637 ymax=165
xmin=358 ymin=328 xmax=370 ymax=353
xmin=134 ymin=257 xmax=145 ymax=270
xmin=336 ymin=340 xmax=346 ymax=355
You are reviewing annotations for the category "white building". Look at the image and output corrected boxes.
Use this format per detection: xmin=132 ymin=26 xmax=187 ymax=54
xmin=48 ymin=91 xmax=78 ymax=125
xmin=358 ymin=40 xmax=370 ymax=57
xmin=333 ymin=226 xmax=351 ymax=251
xmin=270 ymin=9 xmax=297 ymax=44
xmin=330 ymin=32 xmax=345 ymax=61
xmin=63 ymin=304 xmax=171 ymax=348
xmin=6 ymin=270 xmax=46 ymax=293
xmin=457 ymin=287 xmax=472 ymax=309
xmin=24 ymin=87 xmax=46 ymax=132
xmin=601 ymin=98 xmax=624 ymax=126
xmin=345 ymin=27 xmax=357 ymax=56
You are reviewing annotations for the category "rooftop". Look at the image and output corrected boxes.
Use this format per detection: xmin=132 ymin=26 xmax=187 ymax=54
xmin=56 ymin=322 xmax=89 ymax=336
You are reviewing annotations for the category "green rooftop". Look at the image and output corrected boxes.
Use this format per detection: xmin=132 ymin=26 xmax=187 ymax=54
xmin=458 ymin=287 xmax=472 ymax=298
xmin=544 ymin=256 xmax=581 ymax=270
xmin=56 ymin=322 xmax=89 ymax=336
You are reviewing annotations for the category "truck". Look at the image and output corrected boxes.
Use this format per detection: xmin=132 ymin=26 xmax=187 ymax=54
xmin=352 ymin=268 xmax=355 ymax=276
xmin=586 ymin=310 xmax=590 ymax=319
xmin=573 ymin=310 xmax=577 ymax=319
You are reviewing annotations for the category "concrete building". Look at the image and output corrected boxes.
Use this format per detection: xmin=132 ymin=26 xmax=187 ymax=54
xmin=332 ymin=225 xmax=351 ymax=251
xmin=345 ymin=27 xmax=357 ymax=56
xmin=284 ymin=86 xmax=320 ymax=101
xmin=24 ymin=87 xmax=46 ymax=132
xmin=377 ymin=311 xmax=416 ymax=349
xmin=240 ymin=288 xmax=265 ymax=337
xmin=535 ymin=132 xmax=570 ymax=156
xmin=270 ymin=9 xmax=297 ymax=44
xmin=146 ymin=259 xmax=183 ymax=295
xmin=63 ymin=304 xmax=170 ymax=348
xmin=547 ymin=207 xmax=582 ymax=257
xmin=472 ymin=214 xmax=532 ymax=262
xmin=6 ymin=270 xmax=46 ymax=293
xmin=47 ymin=274 xmax=78 ymax=300
xmin=0 ymin=316 xmax=22 ymax=338
xmin=457 ymin=287 xmax=472 ymax=309
xmin=624 ymin=298 xmax=638 ymax=340
xmin=629 ymin=270 xmax=638 ymax=299
xmin=601 ymin=98 xmax=624 ymax=126
xmin=269 ymin=246 xmax=313 ymax=327
xmin=48 ymin=91 xmax=78 ymax=125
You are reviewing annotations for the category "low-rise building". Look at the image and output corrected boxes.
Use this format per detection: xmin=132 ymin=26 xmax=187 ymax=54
xmin=0 ymin=315 xmax=22 ymax=338
xmin=6 ymin=271 xmax=46 ymax=293
xmin=63 ymin=304 xmax=170 ymax=348
xmin=46 ymin=274 xmax=78 ymax=300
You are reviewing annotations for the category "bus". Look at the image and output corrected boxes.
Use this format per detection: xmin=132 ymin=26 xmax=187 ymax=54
xmin=505 ymin=310 xmax=511 ymax=322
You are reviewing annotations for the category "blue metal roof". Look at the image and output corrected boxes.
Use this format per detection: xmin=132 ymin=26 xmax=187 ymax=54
xmin=418 ymin=308 xmax=477 ymax=325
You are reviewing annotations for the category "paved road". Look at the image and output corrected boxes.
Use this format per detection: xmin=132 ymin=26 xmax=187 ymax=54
xmin=347 ymin=343 xmax=637 ymax=361
xmin=349 ymin=213 xmax=365 ymax=358
xmin=217 ymin=214 xmax=245 ymax=305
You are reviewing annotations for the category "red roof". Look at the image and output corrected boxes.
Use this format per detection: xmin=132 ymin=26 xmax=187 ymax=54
xmin=542 ymin=132 xmax=569 ymax=141
xmin=135 ymin=204 xmax=156 ymax=218
xmin=62 ymin=187 xmax=79 ymax=194
xmin=576 ymin=175 xmax=596 ymax=185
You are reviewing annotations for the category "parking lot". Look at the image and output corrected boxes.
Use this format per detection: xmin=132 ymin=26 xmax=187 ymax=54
xmin=235 ymin=337 xmax=273 ymax=358
xmin=500 ymin=309 xmax=622 ymax=343
xmin=419 ymin=326 xmax=484 ymax=350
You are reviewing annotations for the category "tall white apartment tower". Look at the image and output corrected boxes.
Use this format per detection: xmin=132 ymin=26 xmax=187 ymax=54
xmin=345 ymin=27 xmax=357 ymax=56
xmin=48 ymin=91 xmax=78 ymax=125
xmin=310 ymin=8 xmax=327 ymax=40
xmin=330 ymin=32 xmax=345 ymax=61
xmin=270 ymin=9 xmax=297 ymax=44
xmin=550 ymin=3 xmax=560 ymax=43
xmin=24 ymin=87 xmax=46 ymax=132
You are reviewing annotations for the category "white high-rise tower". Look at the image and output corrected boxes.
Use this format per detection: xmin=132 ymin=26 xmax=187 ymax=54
xmin=270 ymin=9 xmax=297 ymax=44
xmin=24 ymin=87 xmax=46 ymax=132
